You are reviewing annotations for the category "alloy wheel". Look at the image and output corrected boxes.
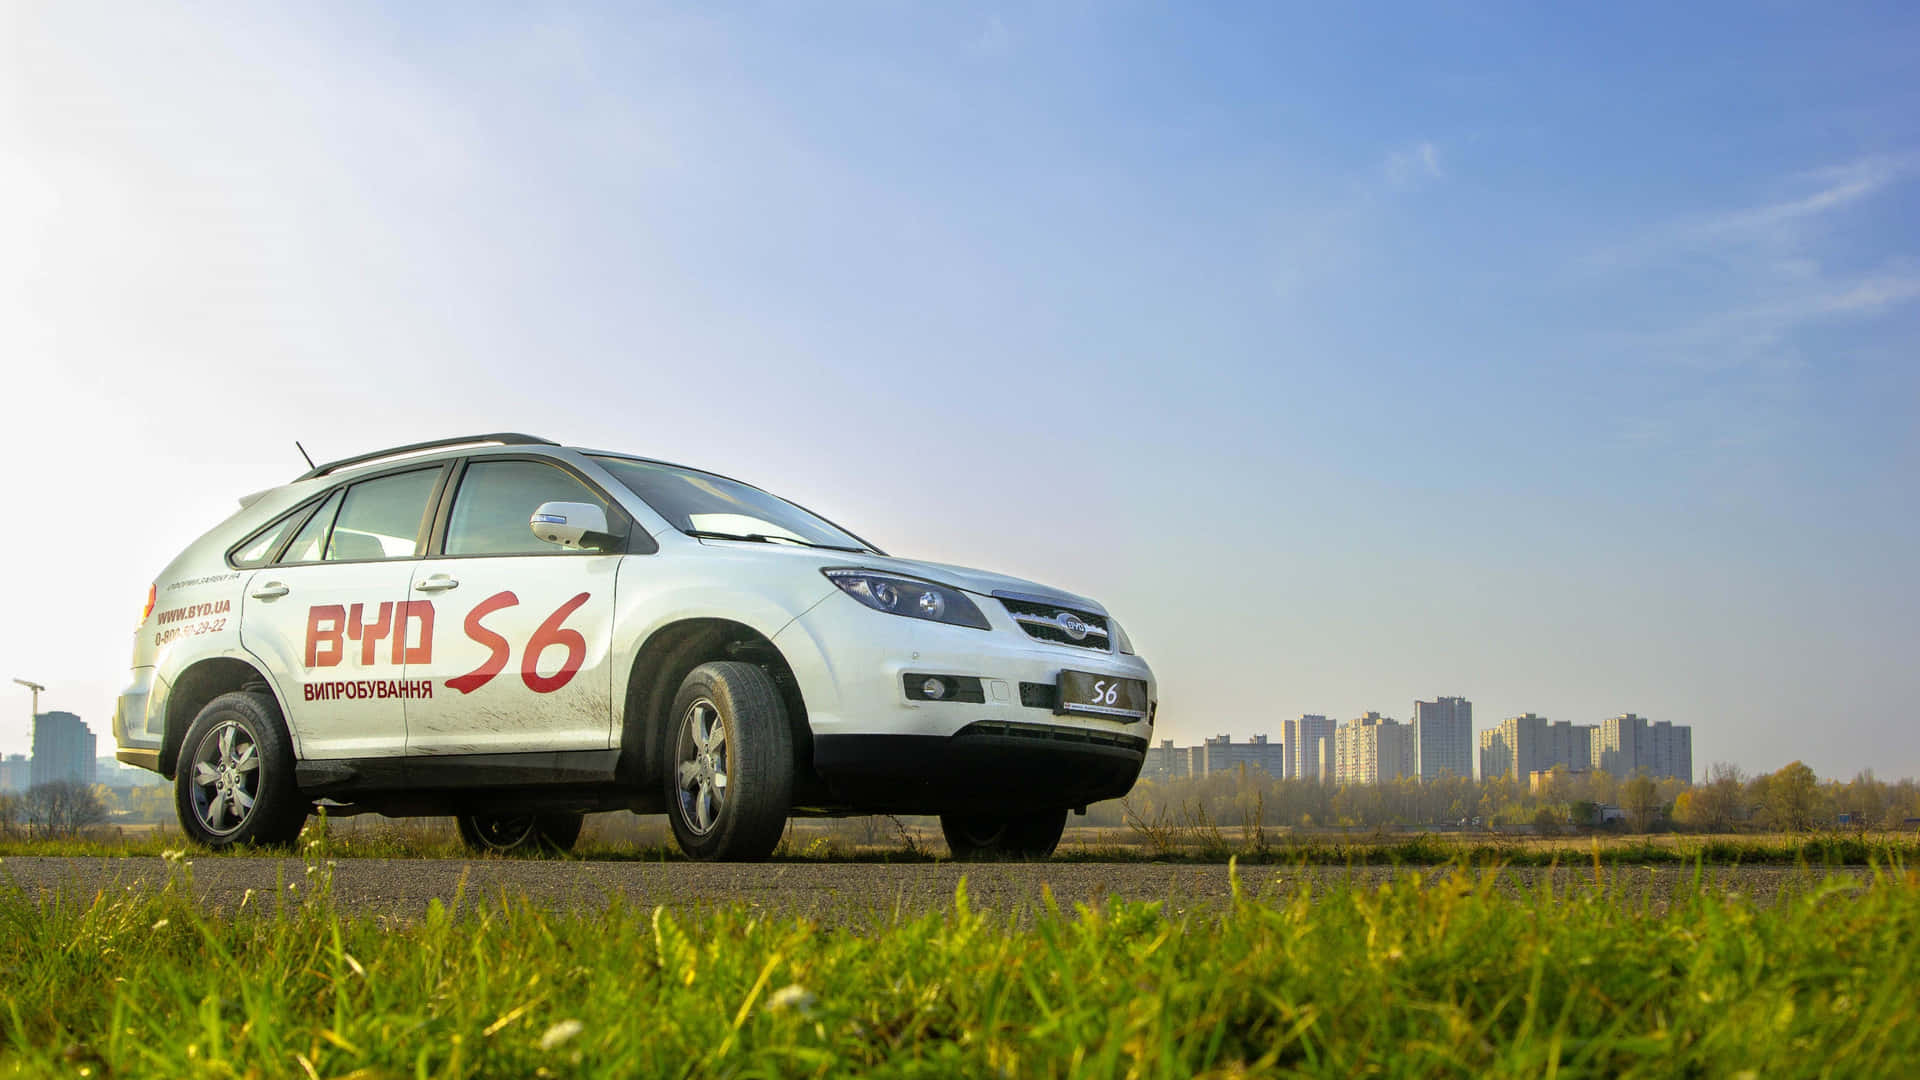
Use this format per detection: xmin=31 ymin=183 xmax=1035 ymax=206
xmin=674 ymin=698 xmax=729 ymax=835
xmin=188 ymin=719 xmax=260 ymax=836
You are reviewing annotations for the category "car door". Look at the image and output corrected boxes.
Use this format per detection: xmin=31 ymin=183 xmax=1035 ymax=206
xmin=239 ymin=465 xmax=447 ymax=760
xmin=402 ymin=456 xmax=624 ymax=756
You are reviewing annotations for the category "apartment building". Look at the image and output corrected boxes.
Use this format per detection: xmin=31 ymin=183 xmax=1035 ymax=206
xmin=1201 ymin=734 xmax=1288 ymax=778
xmin=1477 ymin=713 xmax=1594 ymax=781
xmin=29 ymin=711 xmax=96 ymax=788
xmin=1592 ymin=714 xmax=1692 ymax=781
xmin=1412 ymin=696 xmax=1473 ymax=782
xmin=1282 ymin=714 xmax=1336 ymax=781
xmin=1335 ymin=712 xmax=1415 ymax=785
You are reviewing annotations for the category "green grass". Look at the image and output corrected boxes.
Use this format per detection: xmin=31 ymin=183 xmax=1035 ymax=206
xmin=2 ymin=858 xmax=1915 ymax=1077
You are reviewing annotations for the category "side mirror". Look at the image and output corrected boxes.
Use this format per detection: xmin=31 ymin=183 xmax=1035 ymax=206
xmin=530 ymin=501 xmax=615 ymax=551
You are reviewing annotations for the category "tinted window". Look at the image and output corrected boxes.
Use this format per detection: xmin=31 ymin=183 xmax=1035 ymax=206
xmin=279 ymin=490 xmax=342 ymax=564
xmin=325 ymin=469 xmax=439 ymax=561
xmin=446 ymin=460 xmax=614 ymax=556
xmin=233 ymin=508 xmax=306 ymax=567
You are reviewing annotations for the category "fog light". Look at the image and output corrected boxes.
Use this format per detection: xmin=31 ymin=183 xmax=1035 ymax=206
xmin=904 ymin=672 xmax=985 ymax=703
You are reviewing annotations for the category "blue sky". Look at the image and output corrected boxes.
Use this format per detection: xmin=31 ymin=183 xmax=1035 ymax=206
xmin=4 ymin=3 xmax=1916 ymax=780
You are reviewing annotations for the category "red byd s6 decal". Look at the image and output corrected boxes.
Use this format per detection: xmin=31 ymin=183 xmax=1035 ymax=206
xmin=303 ymin=592 xmax=591 ymax=696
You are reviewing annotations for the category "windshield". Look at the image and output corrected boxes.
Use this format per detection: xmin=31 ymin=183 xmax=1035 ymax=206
xmin=591 ymin=456 xmax=875 ymax=552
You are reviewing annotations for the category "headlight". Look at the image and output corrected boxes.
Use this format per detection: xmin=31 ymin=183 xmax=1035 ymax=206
xmin=1111 ymin=618 xmax=1137 ymax=655
xmin=823 ymin=569 xmax=991 ymax=630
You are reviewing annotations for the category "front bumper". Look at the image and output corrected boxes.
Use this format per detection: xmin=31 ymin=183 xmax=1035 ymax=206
xmin=773 ymin=589 xmax=1155 ymax=813
xmin=812 ymin=729 xmax=1144 ymax=814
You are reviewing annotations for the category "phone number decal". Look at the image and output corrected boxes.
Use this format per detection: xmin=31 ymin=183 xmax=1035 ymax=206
xmin=154 ymin=618 xmax=227 ymax=648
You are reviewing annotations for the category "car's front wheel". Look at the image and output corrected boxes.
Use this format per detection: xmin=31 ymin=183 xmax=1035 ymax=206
xmin=174 ymin=690 xmax=309 ymax=849
xmin=662 ymin=661 xmax=793 ymax=861
xmin=941 ymin=809 xmax=1068 ymax=860
xmin=455 ymin=813 xmax=583 ymax=855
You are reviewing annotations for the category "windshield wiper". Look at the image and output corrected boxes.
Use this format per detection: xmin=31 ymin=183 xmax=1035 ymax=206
xmin=682 ymin=529 xmax=867 ymax=553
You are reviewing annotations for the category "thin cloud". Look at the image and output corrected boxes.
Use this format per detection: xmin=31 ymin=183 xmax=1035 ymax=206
xmin=971 ymin=15 xmax=1011 ymax=58
xmin=1589 ymin=153 xmax=1915 ymax=270
xmin=1815 ymin=268 xmax=1920 ymax=313
xmin=1384 ymin=140 xmax=1444 ymax=187
xmin=1578 ymin=152 xmax=1920 ymax=379
xmin=1268 ymin=141 xmax=1446 ymax=297
xmin=1699 ymin=155 xmax=1910 ymax=236
xmin=1613 ymin=264 xmax=1920 ymax=369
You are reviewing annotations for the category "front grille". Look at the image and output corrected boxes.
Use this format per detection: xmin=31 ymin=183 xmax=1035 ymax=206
xmin=954 ymin=720 xmax=1148 ymax=754
xmin=998 ymin=598 xmax=1112 ymax=653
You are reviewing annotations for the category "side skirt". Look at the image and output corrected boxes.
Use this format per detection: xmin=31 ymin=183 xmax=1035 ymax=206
xmin=296 ymin=749 xmax=622 ymax=796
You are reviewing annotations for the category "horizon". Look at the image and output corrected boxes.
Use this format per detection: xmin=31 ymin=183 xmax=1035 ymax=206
xmin=4 ymin=4 xmax=1916 ymax=780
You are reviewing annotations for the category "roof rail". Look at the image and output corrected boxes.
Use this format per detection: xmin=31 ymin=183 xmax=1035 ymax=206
xmin=297 ymin=433 xmax=558 ymax=481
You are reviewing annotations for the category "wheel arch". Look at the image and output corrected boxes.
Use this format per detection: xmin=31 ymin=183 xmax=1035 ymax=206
xmin=158 ymin=655 xmax=285 ymax=779
xmin=618 ymin=618 xmax=812 ymax=798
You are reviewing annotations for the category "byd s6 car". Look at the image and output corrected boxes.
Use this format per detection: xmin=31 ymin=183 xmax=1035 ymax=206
xmin=114 ymin=434 xmax=1156 ymax=860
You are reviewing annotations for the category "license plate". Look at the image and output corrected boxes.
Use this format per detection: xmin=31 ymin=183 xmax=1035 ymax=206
xmin=1056 ymin=670 xmax=1149 ymax=720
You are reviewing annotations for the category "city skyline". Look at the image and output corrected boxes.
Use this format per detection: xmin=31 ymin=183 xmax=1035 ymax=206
xmin=1145 ymin=698 xmax=1704 ymax=786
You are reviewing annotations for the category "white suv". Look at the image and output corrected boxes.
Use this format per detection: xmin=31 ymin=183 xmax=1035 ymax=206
xmin=115 ymin=434 xmax=1156 ymax=860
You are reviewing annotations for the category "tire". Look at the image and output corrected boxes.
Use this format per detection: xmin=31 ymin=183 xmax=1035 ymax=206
xmin=941 ymin=809 xmax=1068 ymax=860
xmin=662 ymin=661 xmax=793 ymax=861
xmin=455 ymin=813 xmax=584 ymax=856
xmin=173 ymin=690 xmax=309 ymax=849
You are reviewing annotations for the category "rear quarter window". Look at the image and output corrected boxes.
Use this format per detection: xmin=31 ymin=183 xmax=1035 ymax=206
xmin=230 ymin=505 xmax=309 ymax=568
xmin=280 ymin=490 xmax=343 ymax=564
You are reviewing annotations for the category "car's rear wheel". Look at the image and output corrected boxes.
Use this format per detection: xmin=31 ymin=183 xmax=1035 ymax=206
xmin=941 ymin=809 xmax=1068 ymax=860
xmin=174 ymin=690 xmax=309 ymax=849
xmin=455 ymin=813 xmax=583 ymax=855
xmin=662 ymin=661 xmax=793 ymax=861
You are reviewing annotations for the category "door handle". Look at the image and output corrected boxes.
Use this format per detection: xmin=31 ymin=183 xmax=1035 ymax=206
xmin=250 ymin=582 xmax=289 ymax=600
xmin=415 ymin=575 xmax=460 ymax=592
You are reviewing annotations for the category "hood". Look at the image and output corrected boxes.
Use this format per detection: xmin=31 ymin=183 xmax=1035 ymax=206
xmin=867 ymin=555 xmax=1107 ymax=615
xmin=691 ymin=538 xmax=1106 ymax=615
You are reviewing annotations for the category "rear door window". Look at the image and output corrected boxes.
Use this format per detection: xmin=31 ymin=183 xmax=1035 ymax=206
xmin=325 ymin=468 xmax=440 ymax=561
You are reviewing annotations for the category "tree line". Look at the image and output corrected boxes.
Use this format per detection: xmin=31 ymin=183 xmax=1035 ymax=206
xmin=1094 ymin=762 xmax=1920 ymax=834
xmin=6 ymin=761 xmax=1913 ymax=841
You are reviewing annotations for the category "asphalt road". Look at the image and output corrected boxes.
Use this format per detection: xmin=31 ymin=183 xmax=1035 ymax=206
xmin=0 ymin=857 xmax=1866 ymax=924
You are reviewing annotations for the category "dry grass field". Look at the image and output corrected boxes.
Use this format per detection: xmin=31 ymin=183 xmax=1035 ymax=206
xmin=3 ymin=811 xmax=1913 ymax=866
